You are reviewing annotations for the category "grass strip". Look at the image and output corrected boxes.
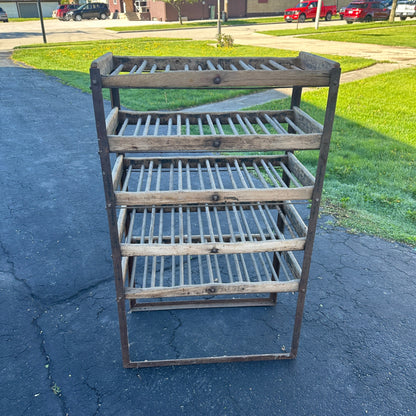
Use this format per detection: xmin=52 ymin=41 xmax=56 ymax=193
xmin=106 ymin=16 xmax=284 ymax=32
xmin=258 ymin=19 xmax=416 ymax=38
xmin=9 ymin=17 xmax=53 ymax=21
xmin=300 ymin=23 xmax=416 ymax=48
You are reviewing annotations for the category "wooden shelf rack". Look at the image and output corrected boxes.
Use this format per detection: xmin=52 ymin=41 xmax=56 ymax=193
xmin=90 ymin=52 xmax=340 ymax=368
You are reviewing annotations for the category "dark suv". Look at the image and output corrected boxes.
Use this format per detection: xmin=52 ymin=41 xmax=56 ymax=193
xmin=67 ymin=3 xmax=110 ymax=21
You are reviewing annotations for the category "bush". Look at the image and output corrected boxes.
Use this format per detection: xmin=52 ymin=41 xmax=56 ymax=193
xmin=216 ymin=33 xmax=234 ymax=48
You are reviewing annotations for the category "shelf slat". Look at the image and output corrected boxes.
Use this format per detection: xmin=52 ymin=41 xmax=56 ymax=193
xmin=125 ymin=280 xmax=300 ymax=299
xmin=115 ymin=187 xmax=313 ymax=206
xmin=121 ymin=238 xmax=305 ymax=257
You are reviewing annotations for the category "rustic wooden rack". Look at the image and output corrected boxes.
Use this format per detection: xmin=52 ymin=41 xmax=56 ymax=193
xmin=90 ymin=52 xmax=340 ymax=368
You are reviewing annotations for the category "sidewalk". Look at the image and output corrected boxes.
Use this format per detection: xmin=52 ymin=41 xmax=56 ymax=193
xmin=0 ymin=24 xmax=415 ymax=416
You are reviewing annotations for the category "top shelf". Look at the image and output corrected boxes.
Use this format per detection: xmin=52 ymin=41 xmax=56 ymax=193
xmin=90 ymin=52 xmax=340 ymax=89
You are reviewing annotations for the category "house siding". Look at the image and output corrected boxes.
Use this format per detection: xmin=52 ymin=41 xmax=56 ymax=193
xmin=247 ymin=0 xmax=295 ymax=15
xmin=148 ymin=0 xmax=245 ymax=22
xmin=247 ymin=0 xmax=347 ymax=14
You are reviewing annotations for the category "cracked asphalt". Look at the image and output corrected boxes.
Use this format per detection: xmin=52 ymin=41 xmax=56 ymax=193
xmin=1 ymin=27 xmax=416 ymax=415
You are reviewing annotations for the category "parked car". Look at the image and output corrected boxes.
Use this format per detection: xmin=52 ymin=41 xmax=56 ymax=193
xmin=343 ymin=1 xmax=390 ymax=22
xmin=284 ymin=0 xmax=338 ymax=22
xmin=341 ymin=0 xmax=390 ymax=18
xmin=56 ymin=4 xmax=80 ymax=21
xmin=0 ymin=7 xmax=8 ymax=22
xmin=67 ymin=3 xmax=110 ymax=21
xmin=395 ymin=0 xmax=416 ymax=20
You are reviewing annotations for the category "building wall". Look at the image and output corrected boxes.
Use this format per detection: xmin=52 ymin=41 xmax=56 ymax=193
xmin=148 ymin=0 xmax=246 ymax=22
xmin=247 ymin=0 xmax=347 ymax=14
xmin=147 ymin=0 xmax=168 ymax=21
xmin=247 ymin=0 xmax=294 ymax=15
xmin=109 ymin=0 xmax=127 ymax=14
xmin=0 ymin=0 xmax=58 ymax=17
xmin=0 ymin=1 xmax=19 ymax=17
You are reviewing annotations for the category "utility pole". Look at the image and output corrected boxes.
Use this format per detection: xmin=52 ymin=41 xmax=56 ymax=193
xmin=315 ymin=0 xmax=323 ymax=29
xmin=217 ymin=0 xmax=221 ymax=37
xmin=37 ymin=0 xmax=47 ymax=43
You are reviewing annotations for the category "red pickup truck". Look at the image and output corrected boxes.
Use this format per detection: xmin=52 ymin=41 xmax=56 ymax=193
xmin=284 ymin=1 xmax=337 ymax=22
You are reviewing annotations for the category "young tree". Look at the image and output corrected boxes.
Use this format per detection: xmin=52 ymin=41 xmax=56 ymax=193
xmin=160 ymin=0 xmax=199 ymax=24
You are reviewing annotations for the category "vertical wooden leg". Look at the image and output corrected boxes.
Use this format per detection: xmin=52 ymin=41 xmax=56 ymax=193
xmin=128 ymin=256 xmax=137 ymax=310
xmin=269 ymin=252 xmax=279 ymax=303
xmin=116 ymin=296 xmax=131 ymax=367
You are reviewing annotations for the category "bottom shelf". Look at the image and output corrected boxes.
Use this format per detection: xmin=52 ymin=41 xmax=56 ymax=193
xmin=125 ymin=353 xmax=293 ymax=368
xmin=124 ymin=249 xmax=302 ymax=301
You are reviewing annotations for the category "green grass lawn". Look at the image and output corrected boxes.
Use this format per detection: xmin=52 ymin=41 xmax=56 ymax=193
xmin=12 ymin=38 xmax=374 ymax=110
xmin=9 ymin=17 xmax=53 ymax=21
xmin=259 ymin=19 xmax=416 ymax=43
xmin=12 ymin=37 xmax=416 ymax=245
xmin=302 ymin=22 xmax=416 ymax=48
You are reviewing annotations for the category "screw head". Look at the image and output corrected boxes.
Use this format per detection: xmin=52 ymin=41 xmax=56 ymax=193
xmin=213 ymin=76 xmax=221 ymax=84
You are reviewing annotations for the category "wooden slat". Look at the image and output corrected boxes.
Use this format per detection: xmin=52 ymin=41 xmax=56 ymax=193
xmin=118 ymin=118 xmax=129 ymax=136
xmin=136 ymin=60 xmax=147 ymax=74
xmin=264 ymin=114 xmax=287 ymax=134
xmin=107 ymin=54 xmax=338 ymax=76
xmin=299 ymin=51 xmax=340 ymax=71
xmin=285 ymin=116 xmax=305 ymax=135
xmin=115 ymin=187 xmax=313 ymax=206
xmin=280 ymin=202 xmax=308 ymax=238
xmin=130 ymin=297 xmax=277 ymax=311
xmin=281 ymin=251 xmax=302 ymax=280
xmin=108 ymin=133 xmax=322 ymax=153
xmin=90 ymin=52 xmax=113 ymax=75
xmin=105 ymin=107 xmax=119 ymax=135
xmin=125 ymin=280 xmax=300 ymax=299
xmin=293 ymin=106 xmax=323 ymax=133
xmin=118 ymin=109 xmax=294 ymax=125
xmin=132 ymin=231 xmax=298 ymax=245
xmin=287 ymin=152 xmax=315 ymax=186
xmin=124 ymin=154 xmax=288 ymax=168
xmin=112 ymin=55 xmax=299 ymax=71
xmin=117 ymin=207 xmax=128 ymax=242
xmin=127 ymin=352 xmax=293 ymax=368
xmin=112 ymin=154 xmax=124 ymax=189
xmin=121 ymin=256 xmax=128 ymax=284
xmin=121 ymin=238 xmax=305 ymax=257
xmin=110 ymin=64 xmax=124 ymax=76
xmin=101 ymin=71 xmax=331 ymax=89
xmin=268 ymin=60 xmax=287 ymax=71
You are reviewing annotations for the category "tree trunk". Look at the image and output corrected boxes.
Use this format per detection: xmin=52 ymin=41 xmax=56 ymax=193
xmin=389 ymin=0 xmax=398 ymax=22
xmin=173 ymin=3 xmax=183 ymax=24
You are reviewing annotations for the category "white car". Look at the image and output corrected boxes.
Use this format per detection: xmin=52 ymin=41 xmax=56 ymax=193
xmin=395 ymin=0 xmax=416 ymax=20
